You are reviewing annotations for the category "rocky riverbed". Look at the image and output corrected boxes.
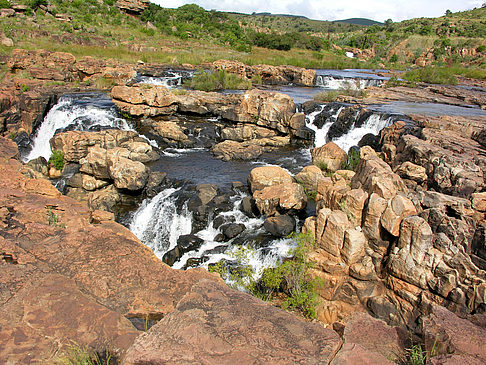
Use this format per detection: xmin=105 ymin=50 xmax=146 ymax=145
xmin=1 ymin=49 xmax=486 ymax=364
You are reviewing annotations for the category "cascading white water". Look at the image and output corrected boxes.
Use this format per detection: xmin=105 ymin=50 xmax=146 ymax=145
xmin=138 ymin=73 xmax=182 ymax=88
xmin=331 ymin=114 xmax=394 ymax=152
xmin=25 ymin=95 xmax=132 ymax=162
xmin=305 ymin=105 xmax=344 ymax=148
xmin=129 ymin=188 xmax=192 ymax=258
xmin=315 ymin=76 xmax=383 ymax=90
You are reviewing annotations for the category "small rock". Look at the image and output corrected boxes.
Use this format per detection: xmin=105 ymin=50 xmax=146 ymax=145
xmin=221 ymin=223 xmax=246 ymax=240
xmin=311 ymin=142 xmax=347 ymax=172
xmin=381 ymin=195 xmax=417 ymax=236
xmin=248 ymin=165 xmax=293 ymax=193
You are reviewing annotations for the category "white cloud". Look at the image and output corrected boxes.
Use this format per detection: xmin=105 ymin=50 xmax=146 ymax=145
xmin=151 ymin=0 xmax=483 ymax=22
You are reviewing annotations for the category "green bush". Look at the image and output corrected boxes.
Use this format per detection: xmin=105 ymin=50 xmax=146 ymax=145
xmin=48 ymin=150 xmax=65 ymax=171
xmin=209 ymin=232 xmax=321 ymax=319
xmin=341 ymin=147 xmax=360 ymax=171
xmin=185 ymin=69 xmax=251 ymax=91
xmin=30 ymin=0 xmax=47 ymax=9
xmin=477 ymin=45 xmax=486 ymax=53
xmin=390 ymin=54 xmax=398 ymax=63
xmin=0 ymin=0 xmax=11 ymax=8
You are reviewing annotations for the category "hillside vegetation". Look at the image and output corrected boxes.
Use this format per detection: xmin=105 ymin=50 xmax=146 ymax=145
xmin=0 ymin=0 xmax=484 ymax=73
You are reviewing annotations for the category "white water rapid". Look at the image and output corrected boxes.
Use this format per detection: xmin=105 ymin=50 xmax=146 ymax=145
xmin=129 ymin=188 xmax=193 ymax=258
xmin=25 ymin=94 xmax=132 ymax=162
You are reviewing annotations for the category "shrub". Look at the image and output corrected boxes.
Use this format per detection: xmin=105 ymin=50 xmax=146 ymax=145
xmin=30 ymin=0 xmax=47 ymax=10
xmin=185 ymin=69 xmax=251 ymax=91
xmin=0 ymin=0 xmax=11 ymax=8
xmin=340 ymin=147 xmax=360 ymax=171
xmin=48 ymin=150 xmax=65 ymax=171
xmin=477 ymin=45 xmax=486 ymax=53
xmin=54 ymin=342 xmax=116 ymax=365
xmin=390 ymin=54 xmax=398 ymax=63
xmin=209 ymin=232 xmax=321 ymax=319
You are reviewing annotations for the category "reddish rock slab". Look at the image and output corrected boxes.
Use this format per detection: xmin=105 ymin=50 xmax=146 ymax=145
xmin=123 ymin=279 xmax=342 ymax=365
xmin=342 ymin=312 xmax=407 ymax=363
xmin=330 ymin=343 xmax=394 ymax=365
xmin=421 ymin=305 xmax=486 ymax=363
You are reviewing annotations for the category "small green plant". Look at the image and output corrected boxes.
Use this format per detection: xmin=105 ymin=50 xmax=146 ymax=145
xmin=172 ymin=88 xmax=187 ymax=95
xmin=250 ymin=73 xmax=262 ymax=84
xmin=48 ymin=150 xmax=65 ymax=171
xmin=46 ymin=206 xmax=66 ymax=228
xmin=20 ymin=84 xmax=29 ymax=93
xmin=407 ymin=343 xmax=426 ymax=365
xmin=0 ymin=0 xmax=11 ymax=8
xmin=8 ymin=132 xmax=17 ymax=140
xmin=209 ymin=232 xmax=321 ymax=319
xmin=54 ymin=342 xmax=115 ymax=365
xmin=390 ymin=54 xmax=398 ymax=63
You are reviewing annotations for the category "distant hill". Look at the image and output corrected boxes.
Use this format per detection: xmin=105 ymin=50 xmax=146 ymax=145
xmin=334 ymin=18 xmax=383 ymax=26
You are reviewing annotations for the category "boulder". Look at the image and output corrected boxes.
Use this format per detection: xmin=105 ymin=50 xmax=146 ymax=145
xmin=380 ymin=195 xmax=417 ymax=236
xmin=311 ymin=142 xmax=347 ymax=172
xmin=341 ymin=188 xmax=368 ymax=227
xmin=362 ymin=193 xmax=388 ymax=243
xmin=253 ymin=183 xmax=307 ymax=216
xmin=240 ymin=196 xmax=259 ymax=218
xmin=396 ymin=161 xmax=427 ymax=184
xmin=221 ymin=223 xmax=246 ymax=240
xmin=79 ymin=145 xmax=109 ymax=180
xmin=294 ymin=165 xmax=326 ymax=195
xmin=264 ymin=215 xmax=296 ymax=237
xmin=107 ymin=149 xmax=150 ymax=191
xmin=123 ymin=280 xmax=342 ymax=365
xmin=151 ymin=121 xmax=189 ymax=143
xmin=248 ymin=166 xmax=293 ymax=193
xmin=212 ymin=140 xmax=264 ymax=161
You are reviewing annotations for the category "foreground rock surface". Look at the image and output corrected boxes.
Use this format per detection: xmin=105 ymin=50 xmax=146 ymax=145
xmin=123 ymin=279 xmax=342 ymax=365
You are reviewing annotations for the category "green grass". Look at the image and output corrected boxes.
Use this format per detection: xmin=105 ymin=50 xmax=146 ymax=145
xmin=404 ymin=67 xmax=458 ymax=85
xmin=313 ymin=84 xmax=367 ymax=102
xmin=54 ymin=343 xmax=116 ymax=365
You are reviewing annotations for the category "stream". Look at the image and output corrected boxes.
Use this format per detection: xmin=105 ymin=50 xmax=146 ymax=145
xmin=22 ymin=69 xmax=486 ymax=283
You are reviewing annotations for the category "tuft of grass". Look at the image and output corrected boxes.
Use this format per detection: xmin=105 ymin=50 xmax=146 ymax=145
xmin=46 ymin=206 xmax=66 ymax=229
xmin=54 ymin=343 xmax=116 ymax=365
xmin=407 ymin=343 xmax=426 ymax=365
xmin=340 ymin=147 xmax=360 ymax=171
xmin=185 ymin=69 xmax=251 ymax=91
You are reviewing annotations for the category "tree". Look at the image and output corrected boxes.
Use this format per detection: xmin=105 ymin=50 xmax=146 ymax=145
xmin=384 ymin=19 xmax=393 ymax=31
xmin=445 ymin=9 xmax=452 ymax=16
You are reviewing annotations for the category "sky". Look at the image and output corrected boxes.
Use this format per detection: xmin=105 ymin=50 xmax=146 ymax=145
xmin=151 ymin=0 xmax=484 ymax=23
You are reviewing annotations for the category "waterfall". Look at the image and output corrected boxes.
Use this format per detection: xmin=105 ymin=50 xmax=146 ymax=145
xmin=137 ymin=70 xmax=194 ymax=88
xmin=315 ymin=76 xmax=383 ymax=90
xmin=129 ymin=188 xmax=192 ymax=259
xmin=331 ymin=114 xmax=394 ymax=152
xmin=305 ymin=104 xmax=395 ymax=152
xmin=305 ymin=105 xmax=344 ymax=148
xmin=25 ymin=94 xmax=132 ymax=162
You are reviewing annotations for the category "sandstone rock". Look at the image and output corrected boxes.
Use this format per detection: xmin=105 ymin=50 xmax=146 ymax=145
xmin=341 ymin=188 xmax=368 ymax=227
xmin=311 ymin=142 xmax=347 ymax=172
xmin=421 ymin=305 xmax=486 ymax=362
xmin=151 ymin=121 xmax=188 ymax=142
xmin=294 ymin=165 xmax=326 ymax=195
xmin=196 ymin=184 xmax=218 ymax=205
xmin=388 ymin=216 xmax=434 ymax=289
xmin=342 ymin=228 xmax=367 ymax=265
xmin=90 ymin=209 xmax=115 ymax=224
xmin=320 ymin=210 xmax=350 ymax=257
xmin=1 ymin=36 xmax=13 ymax=47
xmin=88 ymin=185 xmax=122 ymax=212
xmin=253 ymin=183 xmax=307 ymax=216
xmin=107 ymin=149 xmax=150 ymax=191
xmin=212 ymin=140 xmax=264 ymax=161
xmin=396 ymin=161 xmax=427 ymax=184
xmin=123 ymin=280 xmax=342 ymax=365
xmin=362 ymin=193 xmax=388 ymax=243
xmin=116 ymin=0 xmax=149 ymax=14
xmin=472 ymin=192 xmax=486 ymax=212
xmin=381 ymin=195 xmax=417 ymax=236
xmin=248 ymin=166 xmax=293 ymax=193
xmin=220 ymin=124 xmax=277 ymax=141
xmin=79 ymin=145 xmax=109 ymax=179
xmin=264 ymin=215 xmax=296 ymax=237
xmin=82 ymin=174 xmax=109 ymax=191
xmin=0 ymin=9 xmax=15 ymax=18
